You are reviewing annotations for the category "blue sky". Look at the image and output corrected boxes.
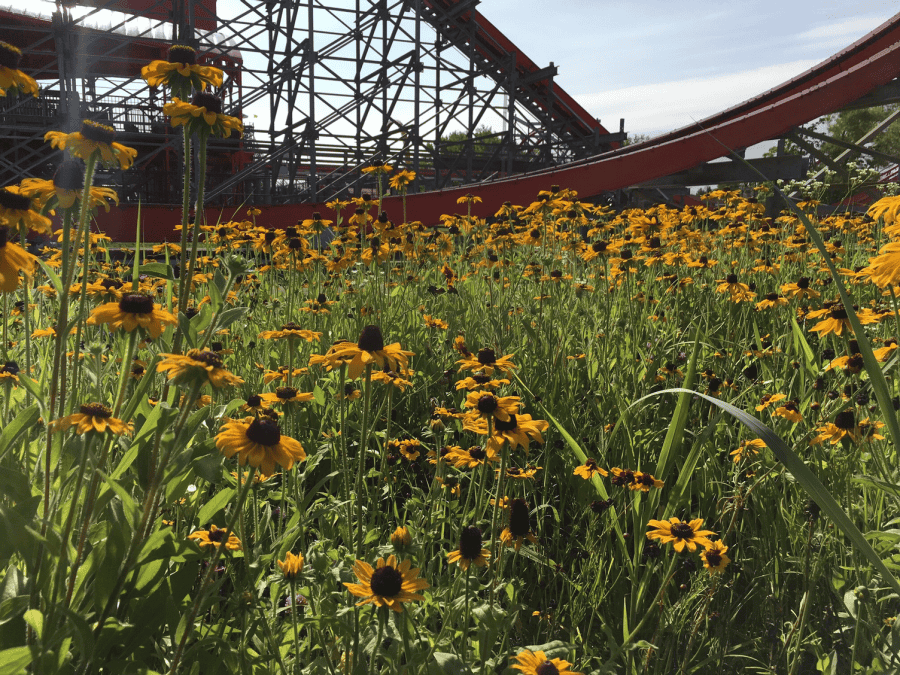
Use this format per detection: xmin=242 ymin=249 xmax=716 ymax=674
xmin=477 ymin=0 xmax=898 ymax=149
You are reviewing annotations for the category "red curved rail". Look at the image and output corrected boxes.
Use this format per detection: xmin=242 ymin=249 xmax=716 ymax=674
xmin=94 ymin=11 xmax=900 ymax=239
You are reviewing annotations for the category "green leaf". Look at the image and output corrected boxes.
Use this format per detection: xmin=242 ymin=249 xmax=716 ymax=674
xmin=312 ymin=385 xmax=325 ymax=407
xmin=36 ymin=259 xmax=63 ymax=298
xmin=22 ymin=609 xmax=42 ymax=640
xmin=0 ymin=646 xmax=33 ymax=675
xmin=0 ymin=405 xmax=39 ymax=459
xmin=637 ymin=387 xmax=900 ymax=596
xmin=139 ymin=262 xmax=175 ymax=281
xmin=196 ymin=488 xmax=235 ymax=526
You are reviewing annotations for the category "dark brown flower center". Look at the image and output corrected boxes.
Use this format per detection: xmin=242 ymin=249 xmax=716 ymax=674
xmin=458 ymin=526 xmax=483 ymax=560
xmin=54 ymin=160 xmax=85 ymax=192
xmin=0 ymin=41 xmax=22 ymax=69
xmin=2 ymin=360 xmax=19 ymax=375
xmin=211 ymin=341 xmax=224 ymax=352
xmin=81 ymin=120 xmax=116 ymax=144
xmin=508 ymin=498 xmax=530 ymax=537
xmin=369 ymin=565 xmax=403 ymax=597
xmin=167 ymin=44 xmax=196 ymax=65
xmin=118 ymin=293 xmax=154 ymax=314
xmin=468 ymin=447 xmax=485 ymax=461
xmin=189 ymin=350 xmax=224 ymax=368
xmin=671 ymin=523 xmax=694 ymax=539
xmin=276 ymin=386 xmax=298 ymax=400
xmin=705 ymin=550 xmax=722 ymax=567
xmin=99 ymin=278 xmax=122 ymax=290
xmin=638 ymin=473 xmax=656 ymax=486
xmin=0 ymin=226 xmax=7 ymax=248
xmin=245 ymin=418 xmax=281 ymax=446
xmin=829 ymin=307 xmax=848 ymax=320
xmin=207 ymin=528 xmax=225 ymax=543
xmin=131 ymin=364 xmax=145 ymax=376
xmin=246 ymin=394 xmax=262 ymax=407
xmin=0 ymin=188 xmax=31 ymax=211
xmin=765 ymin=292 xmax=778 ymax=301
xmin=79 ymin=403 xmax=112 ymax=418
xmin=494 ymin=414 xmax=518 ymax=432
xmin=357 ymin=325 xmax=385 ymax=352
xmin=797 ymin=277 xmax=810 ymax=289
xmin=592 ymin=240 xmax=608 ymax=252
xmin=725 ymin=273 xmax=738 ymax=284
xmin=477 ymin=394 xmax=498 ymax=414
xmin=536 ymin=662 xmax=559 ymax=675
xmin=191 ymin=92 xmax=222 ymax=115
xmin=834 ymin=410 xmax=856 ymax=430
xmin=477 ymin=348 xmax=496 ymax=365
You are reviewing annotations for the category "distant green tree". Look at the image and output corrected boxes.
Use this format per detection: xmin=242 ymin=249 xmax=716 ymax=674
xmin=622 ymin=132 xmax=651 ymax=146
xmin=430 ymin=125 xmax=503 ymax=156
xmin=765 ymin=105 xmax=900 ymax=169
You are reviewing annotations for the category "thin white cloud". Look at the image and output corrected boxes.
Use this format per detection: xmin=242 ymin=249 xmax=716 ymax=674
xmin=797 ymin=15 xmax=888 ymax=41
xmin=575 ymin=58 xmax=820 ymax=138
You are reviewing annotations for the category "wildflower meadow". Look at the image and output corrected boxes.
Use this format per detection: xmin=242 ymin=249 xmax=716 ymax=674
xmin=5 ymin=40 xmax=900 ymax=675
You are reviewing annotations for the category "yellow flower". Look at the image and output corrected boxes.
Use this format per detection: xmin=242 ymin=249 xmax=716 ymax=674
xmin=314 ymin=326 xmax=414 ymax=380
xmin=700 ymin=541 xmax=731 ymax=572
xmin=343 ymin=555 xmax=429 ymax=612
xmin=0 ymin=187 xmax=52 ymax=234
xmin=447 ymin=526 xmax=490 ymax=571
xmin=646 ymin=517 xmax=715 ymax=553
xmin=141 ymin=45 xmax=224 ymax=95
xmin=389 ymin=169 xmax=416 ymax=191
xmin=500 ymin=498 xmax=537 ymax=551
xmin=87 ymin=293 xmax=177 ymax=338
xmin=511 ymin=648 xmax=582 ymax=675
xmin=390 ymin=526 xmax=412 ymax=549
xmin=20 ymin=161 xmax=118 ymax=212
xmin=573 ymin=458 xmax=608 ymax=480
xmin=0 ymin=41 xmax=39 ymax=97
xmin=45 ymin=120 xmax=137 ymax=170
xmin=361 ymin=163 xmax=392 ymax=176
xmin=188 ymin=525 xmax=241 ymax=551
xmin=216 ymin=417 xmax=307 ymax=477
xmin=0 ymin=226 xmax=36 ymax=292
xmin=278 ymin=551 xmax=304 ymax=580
xmin=157 ymin=349 xmax=244 ymax=388
xmin=730 ymin=439 xmax=766 ymax=463
xmin=51 ymin=403 xmax=133 ymax=436
xmin=163 ymin=93 xmax=243 ymax=138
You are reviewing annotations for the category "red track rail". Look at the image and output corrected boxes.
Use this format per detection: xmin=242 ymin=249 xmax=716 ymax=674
xmin=88 ymin=11 xmax=900 ymax=239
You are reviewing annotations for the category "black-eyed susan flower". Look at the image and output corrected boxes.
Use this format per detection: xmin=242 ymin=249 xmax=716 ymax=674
xmin=455 ymin=373 xmax=509 ymax=390
xmin=157 ymin=350 xmax=245 ymax=388
xmin=715 ymin=273 xmax=755 ymax=303
xmin=463 ymin=390 xmax=520 ymax=424
xmin=0 ymin=41 xmax=38 ymax=97
xmin=457 ymin=347 xmax=517 ymax=375
xmin=390 ymin=526 xmax=411 ymax=549
xmin=500 ymin=498 xmax=537 ymax=551
xmin=646 ymin=517 xmax=714 ymax=553
xmin=20 ymin=161 xmax=118 ymax=212
xmin=701 ymin=541 xmax=731 ymax=573
xmin=398 ymin=439 xmax=422 ymax=461
xmin=51 ymin=403 xmax=133 ymax=436
xmin=630 ymin=471 xmax=664 ymax=492
xmin=278 ymin=551 xmax=304 ymax=580
xmin=773 ymin=401 xmax=803 ymax=423
xmin=258 ymin=322 xmax=322 ymax=342
xmin=188 ymin=525 xmax=241 ymax=551
xmin=371 ymin=369 xmax=413 ymax=391
xmin=0 ymin=187 xmax=52 ymax=234
xmin=0 ymin=361 xmax=19 ymax=383
xmin=361 ymin=163 xmax=392 ymax=176
xmin=780 ymin=276 xmax=819 ymax=300
xmin=343 ymin=555 xmax=428 ymax=612
xmin=163 ymin=93 xmax=243 ymax=138
xmin=86 ymin=293 xmax=177 ymax=338
xmin=730 ymin=439 xmax=766 ymax=463
xmin=472 ymin=413 xmax=547 ymax=453
xmin=573 ymin=458 xmax=608 ymax=479
xmin=259 ymin=386 xmax=315 ymax=406
xmin=755 ymin=393 xmax=786 ymax=411
xmin=388 ymin=169 xmax=415 ymax=192
xmin=141 ymin=44 xmax=224 ymax=96
xmin=318 ymin=325 xmax=414 ymax=380
xmin=511 ymin=648 xmax=582 ymax=675
xmin=446 ymin=445 xmax=498 ymax=469
xmin=0 ymin=226 xmax=36 ymax=292
xmin=447 ymin=526 xmax=490 ymax=571
xmin=216 ymin=417 xmax=306 ymax=477
xmin=45 ymin=120 xmax=137 ymax=170
xmin=810 ymin=409 xmax=868 ymax=445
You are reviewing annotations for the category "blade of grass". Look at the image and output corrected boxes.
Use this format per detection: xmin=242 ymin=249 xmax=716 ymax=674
xmin=635 ymin=387 xmax=900 ymax=596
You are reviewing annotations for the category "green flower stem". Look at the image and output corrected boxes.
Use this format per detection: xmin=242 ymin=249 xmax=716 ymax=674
xmin=338 ymin=364 xmax=352 ymax=540
xmin=356 ymin=363 xmax=374 ymax=557
xmin=461 ymin=566 xmax=472 ymax=664
xmin=182 ymin=133 xmax=209 ymax=316
xmin=168 ymin=464 xmax=257 ymax=675
xmin=174 ymin=126 xmax=193 ymax=321
xmin=369 ymin=607 xmax=387 ymax=675
xmin=16 ymin=227 xmax=32 ymax=382
xmin=289 ymin=579 xmax=302 ymax=675
xmin=112 ymin=330 xmax=139 ymax=417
